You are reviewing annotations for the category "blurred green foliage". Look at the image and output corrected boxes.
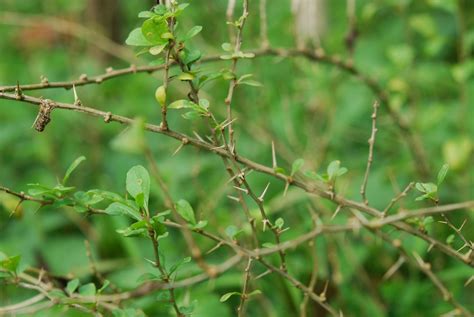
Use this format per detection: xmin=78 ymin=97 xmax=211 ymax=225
xmin=0 ymin=0 xmax=473 ymax=316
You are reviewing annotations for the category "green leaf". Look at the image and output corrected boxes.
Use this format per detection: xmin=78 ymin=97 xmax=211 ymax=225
xmin=180 ymin=48 xmax=202 ymax=66
xmin=415 ymin=182 xmax=437 ymax=194
xmin=191 ymin=220 xmax=208 ymax=229
xmin=0 ymin=255 xmax=21 ymax=273
xmin=141 ymin=18 xmax=168 ymax=45
xmin=183 ymin=26 xmax=203 ymax=41
xmin=304 ymin=170 xmax=326 ymax=182
xmin=116 ymin=220 xmax=148 ymax=237
xmin=225 ymin=225 xmax=243 ymax=239
xmin=168 ymin=99 xmax=198 ymax=109
xmin=176 ymin=199 xmax=196 ymax=225
xmin=275 ymin=217 xmax=284 ymax=229
xmin=169 ymin=257 xmax=191 ymax=275
xmin=446 ymin=234 xmax=455 ymax=245
xmin=126 ymin=165 xmax=151 ymax=210
xmin=327 ymin=160 xmax=341 ymax=180
xmin=137 ymin=272 xmax=160 ymax=283
xmin=98 ymin=280 xmax=110 ymax=293
xmin=138 ymin=11 xmax=154 ymax=18
xmin=336 ymin=167 xmax=348 ymax=177
xmin=126 ymin=28 xmax=153 ymax=46
xmin=221 ymin=42 xmax=233 ymax=52
xmin=274 ymin=167 xmax=287 ymax=175
xmin=149 ymin=44 xmax=167 ymax=55
xmin=239 ymin=80 xmax=263 ymax=87
xmin=105 ymin=202 xmax=142 ymax=221
xmin=79 ymin=283 xmax=96 ymax=296
xmin=262 ymin=242 xmax=276 ymax=248
xmin=247 ymin=289 xmax=262 ymax=298
xmin=291 ymin=158 xmax=304 ymax=176
xmin=437 ymin=164 xmax=449 ymax=185
xmin=220 ymin=291 xmax=241 ymax=302
xmin=422 ymin=216 xmax=434 ymax=226
xmin=155 ymin=85 xmax=166 ymax=106
xmin=177 ymin=72 xmax=195 ymax=81
xmin=62 ymin=156 xmax=86 ymax=185
xmin=66 ymin=278 xmax=80 ymax=295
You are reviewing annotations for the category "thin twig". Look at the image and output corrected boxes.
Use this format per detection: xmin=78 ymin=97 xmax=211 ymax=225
xmin=360 ymin=100 xmax=379 ymax=205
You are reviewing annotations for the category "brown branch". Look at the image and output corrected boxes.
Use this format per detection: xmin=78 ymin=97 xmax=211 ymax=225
xmin=360 ymin=100 xmax=379 ymax=205
xmin=0 ymin=92 xmax=467 ymax=266
xmin=0 ymin=47 xmax=430 ymax=177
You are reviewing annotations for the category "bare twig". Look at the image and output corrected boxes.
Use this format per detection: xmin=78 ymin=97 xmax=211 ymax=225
xmin=360 ymin=100 xmax=379 ymax=205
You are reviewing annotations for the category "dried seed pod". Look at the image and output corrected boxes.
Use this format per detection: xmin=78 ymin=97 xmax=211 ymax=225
xmin=32 ymin=99 xmax=54 ymax=132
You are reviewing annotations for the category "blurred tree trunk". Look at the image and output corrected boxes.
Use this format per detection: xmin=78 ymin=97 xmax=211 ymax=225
xmin=86 ymin=0 xmax=122 ymax=63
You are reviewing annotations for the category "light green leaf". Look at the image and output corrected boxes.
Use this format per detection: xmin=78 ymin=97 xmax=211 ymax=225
xmin=437 ymin=164 xmax=449 ymax=185
xmin=221 ymin=42 xmax=233 ymax=52
xmin=176 ymin=199 xmax=196 ymax=225
xmin=79 ymin=283 xmax=96 ymax=296
xmin=247 ymin=289 xmax=262 ymax=298
xmin=63 ymin=156 xmax=86 ymax=185
xmin=105 ymin=202 xmax=142 ymax=221
xmin=275 ymin=217 xmax=284 ymax=229
xmin=126 ymin=166 xmax=151 ymax=210
xmin=168 ymin=99 xmax=198 ymax=109
xmin=291 ymin=158 xmax=304 ymax=176
xmin=126 ymin=28 xmax=153 ymax=46
xmin=183 ymin=26 xmax=203 ymax=41
xmin=220 ymin=291 xmax=241 ymax=302
xmin=149 ymin=44 xmax=167 ymax=55
xmin=66 ymin=278 xmax=80 ymax=295
xmin=178 ymin=72 xmax=195 ymax=81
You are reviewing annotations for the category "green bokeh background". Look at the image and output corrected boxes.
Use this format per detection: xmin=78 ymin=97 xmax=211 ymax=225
xmin=0 ymin=0 xmax=473 ymax=316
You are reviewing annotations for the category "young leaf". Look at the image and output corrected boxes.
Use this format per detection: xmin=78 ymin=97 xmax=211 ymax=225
xmin=176 ymin=199 xmax=196 ymax=225
xmin=79 ymin=283 xmax=96 ymax=296
xmin=327 ymin=160 xmax=341 ymax=180
xmin=155 ymin=85 xmax=166 ymax=107
xmin=138 ymin=11 xmax=154 ymax=18
xmin=183 ymin=25 xmax=203 ymax=41
xmin=437 ymin=164 xmax=449 ymax=185
xmin=149 ymin=44 xmax=167 ymax=55
xmin=63 ymin=156 xmax=86 ymax=185
xmin=126 ymin=166 xmax=151 ymax=210
xmin=221 ymin=42 xmax=233 ymax=52
xmin=192 ymin=220 xmax=208 ymax=229
xmin=291 ymin=158 xmax=304 ymax=176
xmin=275 ymin=217 xmax=284 ymax=229
xmin=141 ymin=18 xmax=168 ymax=45
xmin=220 ymin=291 xmax=241 ymax=302
xmin=247 ymin=289 xmax=262 ymax=298
xmin=0 ymin=255 xmax=21 ymax=273
xmin=105 ymin=201 xmax=142 ymax=221
xmin=177 ymin=72 xmax=195 ymax=81
xmin=168 ymin=99 xmax=198 ymax=109
xmin=98 ymin=280 xmax=110 ymax=293
xmin=116 ymin=220 xmax=148 ymax=237
xmin=126 ymin=28 xmax=153 ymax=46
xmin=304 ymin=170 xmax=326 ymax=182
xmin=446 ymin=234 xmax=455 ymax=245
xmin=66 ymin=278 xmax=80 ymax=295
